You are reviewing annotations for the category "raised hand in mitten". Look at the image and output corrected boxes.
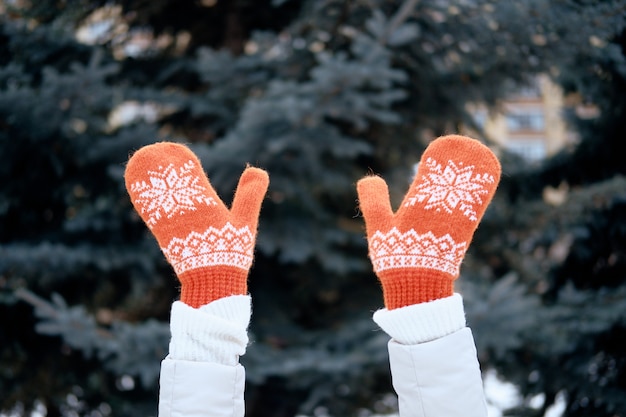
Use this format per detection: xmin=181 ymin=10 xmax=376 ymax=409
xmin=357 ymin=135 xmax=501 ymax=310
xmin=125 ymin=142 xmax=269 ymax=308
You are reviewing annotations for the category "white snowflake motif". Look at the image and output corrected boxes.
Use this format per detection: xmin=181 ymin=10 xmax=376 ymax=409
xmin=404 ymin=157 xmax=495 ymax=221
xmin=130 ymin=160 xmax=217 ymax=228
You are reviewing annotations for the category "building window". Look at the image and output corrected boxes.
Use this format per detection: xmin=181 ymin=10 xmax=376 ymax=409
xmin=506 ymin=139 xmax=546 ymax=162
xmin=506 ymin=112 xmax=545 ymax=131
xmin=472 ymin=110 xmax=488 ymax=129
xmin=515 ymin=85 xmax=542 ymax=99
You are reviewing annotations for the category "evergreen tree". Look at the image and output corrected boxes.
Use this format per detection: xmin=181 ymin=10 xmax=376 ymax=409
xmin=1 ymin=0 xmax=625 ymax=416
xmin=472 ymin=18 xmax=626 ymax=416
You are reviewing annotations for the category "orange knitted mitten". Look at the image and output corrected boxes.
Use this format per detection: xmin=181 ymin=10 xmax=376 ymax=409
xmin=124 ymin=142 xmax=269 ymax=308
xmin=357 ymin=135 xmax=501 ymax=310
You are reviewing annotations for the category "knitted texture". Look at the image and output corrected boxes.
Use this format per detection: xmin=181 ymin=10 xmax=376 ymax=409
xmin=168 ymin=295 xmax=251 ymax=365
xmin=373 ymin=294 xmax=466 ymax=344
xmin=357 ymin=135 xmax=501 ymax=309
xmin=124 ymin=142 xmax=269 ymax=307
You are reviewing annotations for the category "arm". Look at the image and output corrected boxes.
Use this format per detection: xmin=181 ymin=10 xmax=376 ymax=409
xmin=375 ymin=295 xmax=487 ymax=417
xmin=357 ymin=135 xmax=501 ymax=417
xmin=159 ymin=296 xmax=250 ymax=417
xmin=124 ymin=142 xmax=269 ymax=417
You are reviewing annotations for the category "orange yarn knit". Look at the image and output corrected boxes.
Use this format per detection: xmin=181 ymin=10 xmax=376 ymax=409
xmin=357 ymin=135 xmax=501 ymax=310
xmin=124 ymin=142 xmax=269 ymax=308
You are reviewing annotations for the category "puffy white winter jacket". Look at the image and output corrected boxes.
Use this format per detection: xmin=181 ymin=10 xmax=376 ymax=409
xmin=158 ymin=294 xmax=487 ymax=417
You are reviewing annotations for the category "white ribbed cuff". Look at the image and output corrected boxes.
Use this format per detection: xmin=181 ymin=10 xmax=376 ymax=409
xmin=167 ymin=295 xmax=251 ymax=366
xmin=373 ymin=293 xmax=466 ymax=345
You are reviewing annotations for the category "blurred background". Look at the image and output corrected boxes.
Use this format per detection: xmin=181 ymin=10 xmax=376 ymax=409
xmin=1 ymin=0 xmax=626 ymax=416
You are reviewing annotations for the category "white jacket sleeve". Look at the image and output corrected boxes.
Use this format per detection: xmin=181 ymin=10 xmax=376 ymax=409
xmin=373 ymin=294 xmax=487 ymax=417
xmin=159 ymin=359 xmax=245 ymax=417
xmin=158 ymin=295 xmax=251 ymax=417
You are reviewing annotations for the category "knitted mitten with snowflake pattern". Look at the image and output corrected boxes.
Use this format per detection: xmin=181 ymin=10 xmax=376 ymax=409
xmin=357 ymin=135 xmax=501 ymax=310
xmin=124 ymin=142 xmax=269 ymax=308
